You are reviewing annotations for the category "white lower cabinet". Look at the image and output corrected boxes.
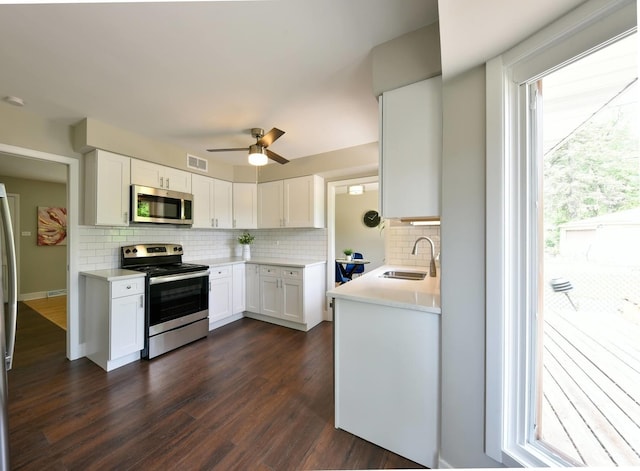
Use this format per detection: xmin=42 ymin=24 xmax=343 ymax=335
xmin=209 ymin=265 xmax=233 ymax=323
xmin=232 ymin=263 xmax=246 ymax=313
xmin=259 ymin=266 xmax=303 ymax=323
xmin=245 ymin=263 xmax=261 ymax=313
xmin=245 ymin=262 xmax=325 ymax=331
xmin=82 ymin=273 xmax=145 ymax=372
xmin=208 ymin=263 xmax=246 ymax=329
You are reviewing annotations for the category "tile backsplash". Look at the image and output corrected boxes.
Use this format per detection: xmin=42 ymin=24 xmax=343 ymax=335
xmin=77 ymin=224 xmax=436 ymax=273
xmin=384 ymin=224 xmax=441 ymax=267
xmin=77 ymin=226 xmax=327 ymax=272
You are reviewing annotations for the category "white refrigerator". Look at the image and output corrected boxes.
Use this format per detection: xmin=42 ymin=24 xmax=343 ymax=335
xmin=0 ymin=183 xmax=17 ymax=469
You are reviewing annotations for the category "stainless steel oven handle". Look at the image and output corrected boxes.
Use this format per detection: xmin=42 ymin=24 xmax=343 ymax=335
xmin=149 ymin=270 xmax=210 ymax=285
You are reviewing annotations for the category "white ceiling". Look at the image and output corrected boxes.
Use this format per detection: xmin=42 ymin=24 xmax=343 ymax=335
xmin=438 ymin=0 xmax=588 ymax=80
xmin=0 ymin=0 xmax=599 ymax=184
xmin=0 ymin=0 xmax=438 ymax=169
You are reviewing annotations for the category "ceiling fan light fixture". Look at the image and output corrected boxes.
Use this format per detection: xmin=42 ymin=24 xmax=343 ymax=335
xmin=248 ymin=145 xmax=268 ymax=166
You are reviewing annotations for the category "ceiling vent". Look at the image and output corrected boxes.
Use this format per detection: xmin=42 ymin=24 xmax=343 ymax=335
xmin=187 ymin=154 xmax=208 ymax=173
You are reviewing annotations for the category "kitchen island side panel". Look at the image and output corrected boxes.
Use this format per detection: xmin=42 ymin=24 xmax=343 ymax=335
xmin=334 ymin=297 xmax=440 ymax=468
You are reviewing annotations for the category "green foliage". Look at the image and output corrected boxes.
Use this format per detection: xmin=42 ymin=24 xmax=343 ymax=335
xmin=343 ymin=248 xmax=353 ymax=256
xmin=238 ymin=232 xmax=255 ymax=245
xmin=544 ymin=106 xmax=640 ymax=253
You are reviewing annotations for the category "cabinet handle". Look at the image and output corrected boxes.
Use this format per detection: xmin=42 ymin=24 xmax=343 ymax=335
xmin=139 ymin=295 xmax=143 ymax=308
xmin=215 ymin=218 xmax=218 ymax=227
xmin=124 ymin=211 xmax=128 ymax=223
xmin=209 ymin=281 xmax=211 ymax=291
xmin=166 ymin=178 xmax=170 ymax=189
xmin=233 ymin=219 xmax=236 ymax=228
xmin=126 ymin=285 xmax=132 ymax=290
xmin=211 ymin=218 xmax=215 ymax=228
xmin=160 ymin=177 xmax=164 ymax=188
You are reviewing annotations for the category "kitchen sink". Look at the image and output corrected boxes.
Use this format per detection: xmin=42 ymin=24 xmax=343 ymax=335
xmin=380 ymin=270 xmax=427 ymax=281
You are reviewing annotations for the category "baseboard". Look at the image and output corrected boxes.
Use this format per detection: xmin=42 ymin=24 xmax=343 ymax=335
xmin=20 ymin=290 xmax=67 ymax=301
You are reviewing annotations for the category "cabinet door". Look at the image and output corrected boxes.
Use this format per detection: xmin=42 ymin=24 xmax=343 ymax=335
xmin=245 ymin=263 xmax=260 ymax=313
xmin=163 ymin=167 xmax=192 ymax=193
xmin=110 ymin=294 xmax=144 ymax=360
xmin=233 ymin=183 xmax=258 ymax=229
xmin=212 ymin=178 xmax=233 ymax=228
xmin=260 ymin=275 xmax=281 ymax=317
xmin=380 ymin=76 xmax=442 ymax=219
xmin=258 ymin=180 xmax=283 ymax=228
xmin=283 ymin=176 xmax=313 ymax=228
xmin=85 ymin=150 xmax=131 ymax=226
xmin=232 ymin=263 xmax=246 ymax=314
xmin=209 ymin=272 xmax=232 ymax=323
xmin=281 ymin=277 xmax=303 ymax=323
xmin=191 ymin=174 xmax=214 ymax=228
xmin=131 ymin=159 xmax=192 ymax=193
xmin=130 ymin=159 xmax=163 ymax=188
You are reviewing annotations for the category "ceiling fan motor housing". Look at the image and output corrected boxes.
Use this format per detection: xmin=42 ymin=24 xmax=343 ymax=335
xmin=251 ymin=128 xmax=264 ymax=139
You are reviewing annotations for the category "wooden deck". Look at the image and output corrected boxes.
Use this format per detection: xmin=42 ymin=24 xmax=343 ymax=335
xmin=541 ymin=307 xmax=640 ymax=466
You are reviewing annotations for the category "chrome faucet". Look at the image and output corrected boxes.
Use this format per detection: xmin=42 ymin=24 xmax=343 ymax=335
xmin=411 ymin=237 xmax=437 ymax=277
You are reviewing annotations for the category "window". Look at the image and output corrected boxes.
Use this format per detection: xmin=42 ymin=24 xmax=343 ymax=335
xmin=486 ymin=0 xmax=638 ymax=467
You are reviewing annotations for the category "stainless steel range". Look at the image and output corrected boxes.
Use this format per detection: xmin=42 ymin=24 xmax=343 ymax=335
xmin=121 ymin=243 xmax=209 ymax=359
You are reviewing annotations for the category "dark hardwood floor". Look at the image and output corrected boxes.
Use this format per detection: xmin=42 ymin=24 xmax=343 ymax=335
xmin=8 ymin=303 xmax=425 ymax=470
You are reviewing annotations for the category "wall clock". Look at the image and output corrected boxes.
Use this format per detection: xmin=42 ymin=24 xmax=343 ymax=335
xmin=363 ymin=210 xmax=381 ymax=228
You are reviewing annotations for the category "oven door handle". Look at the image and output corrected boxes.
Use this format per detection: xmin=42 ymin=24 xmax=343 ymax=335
xmin=149 ymin=270 xmax=210 ymax=285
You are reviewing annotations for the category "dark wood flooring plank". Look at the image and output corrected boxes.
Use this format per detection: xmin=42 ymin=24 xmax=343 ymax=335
xmin=9 ymin=307 xmax=425 ymax=470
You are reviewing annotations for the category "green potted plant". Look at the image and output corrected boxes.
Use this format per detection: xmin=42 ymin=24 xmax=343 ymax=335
xmin=238 ymin=232 xmax=255 ymax=260
xmin=343 ymin=248 xmax=353 ymax=262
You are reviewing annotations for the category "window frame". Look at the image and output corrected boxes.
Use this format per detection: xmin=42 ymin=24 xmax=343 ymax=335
xmin=485 ymin=0 xmax=637 ymax=466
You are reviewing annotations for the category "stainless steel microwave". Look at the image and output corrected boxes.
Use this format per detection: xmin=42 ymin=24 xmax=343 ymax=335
xmin=130 ymin=185 xmax=193 ymax=225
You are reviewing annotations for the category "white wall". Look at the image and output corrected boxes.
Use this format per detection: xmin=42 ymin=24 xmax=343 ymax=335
xmin=440 ymin=65 xmax=501 ymax=468
xmin=335 ymin=190 xmax=385 ymax=272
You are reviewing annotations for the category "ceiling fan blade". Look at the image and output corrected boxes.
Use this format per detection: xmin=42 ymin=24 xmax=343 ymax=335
xmin=265 ymin=148 xmax=289 ymax=165
xmin=257 ymin=128 xmax=285 ymax=147
xmin=206 ymin=147 xmax=248 ymax=152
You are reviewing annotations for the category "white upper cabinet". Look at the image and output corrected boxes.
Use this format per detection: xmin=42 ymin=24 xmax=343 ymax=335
xmin=130 ymin=158 xmax=192 ymax=193
xmin=191 ymin=174 xmax=232 ymax=229
xmin=380 ymin=76 xmax=442 ymax=219
xmin=258 ymin=180 xmax=284 ymax=228
xmin=84 ymin=149 xmax=131 ymax=226
xmin=233 ymin=183 xmax=258 ymax=229
xmin=284 ymin=175 xmax=325 ymax=228
xmin=258 ymin=175 xmax=324 ymax=229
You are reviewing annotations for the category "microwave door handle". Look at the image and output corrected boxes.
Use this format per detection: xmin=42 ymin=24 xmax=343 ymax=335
xmin=0 ymin=193 xmax=17 ymax=370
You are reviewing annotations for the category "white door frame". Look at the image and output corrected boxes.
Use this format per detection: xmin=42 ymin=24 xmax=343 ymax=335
xmin=325 ymin=175 xmax=378 ymax=319
xmin=0 ymin=143 xmax=81 ymax=361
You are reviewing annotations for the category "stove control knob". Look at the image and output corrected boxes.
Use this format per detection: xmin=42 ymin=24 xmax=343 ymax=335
xmin=124 ymin=249 xmax=131 ymax=254
xmin=174 ymin=246 xmax=181 ymax=252
xmin=132 ymin=248 xmax=138 ymax=253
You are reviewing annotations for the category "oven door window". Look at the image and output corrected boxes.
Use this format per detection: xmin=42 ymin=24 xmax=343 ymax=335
xmin=149 ymin=276 xmax=208 ymax=326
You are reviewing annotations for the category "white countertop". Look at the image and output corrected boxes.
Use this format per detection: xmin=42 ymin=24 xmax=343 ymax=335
xmin=80 ymin=268 xmax=146 ymax=281
xmin=191 ymin=257 xmax=325 ymax=268
xmin=327 ymin=265 xmax=441 ymax=314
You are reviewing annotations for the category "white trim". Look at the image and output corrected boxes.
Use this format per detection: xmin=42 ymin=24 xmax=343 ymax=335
xmin=0 ymin=143 xmax=82 ymax=360
xmin=485 ymin=0 xmax=637 ymax=466
xmin=325 ymin=175 xmax=378 ymax=319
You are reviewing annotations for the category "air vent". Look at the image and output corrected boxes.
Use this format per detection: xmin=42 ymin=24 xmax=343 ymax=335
xmin=186 ymin=154 xmax=208 ymax=172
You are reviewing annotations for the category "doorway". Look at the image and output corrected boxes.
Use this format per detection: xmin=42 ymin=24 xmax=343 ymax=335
xmin=0 ymin=143 xmax=80 ymax=360
xmin=326 ymin=176 xmax=383 ymax=309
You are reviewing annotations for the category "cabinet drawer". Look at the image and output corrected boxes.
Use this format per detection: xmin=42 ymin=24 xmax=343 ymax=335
xmin=112 ymin=278 xmax=145 ymax=298
xmin=281 ymin=268 xmax=302 ymax=280
xmin=260 ymin=266 xmax=280 ymax=277
xmin=209 ymin=265 xmax=232 ymax=279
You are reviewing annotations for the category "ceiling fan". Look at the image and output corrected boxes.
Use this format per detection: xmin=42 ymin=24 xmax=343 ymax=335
xmin=207 ymin=127 xmax=289 ymax=166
